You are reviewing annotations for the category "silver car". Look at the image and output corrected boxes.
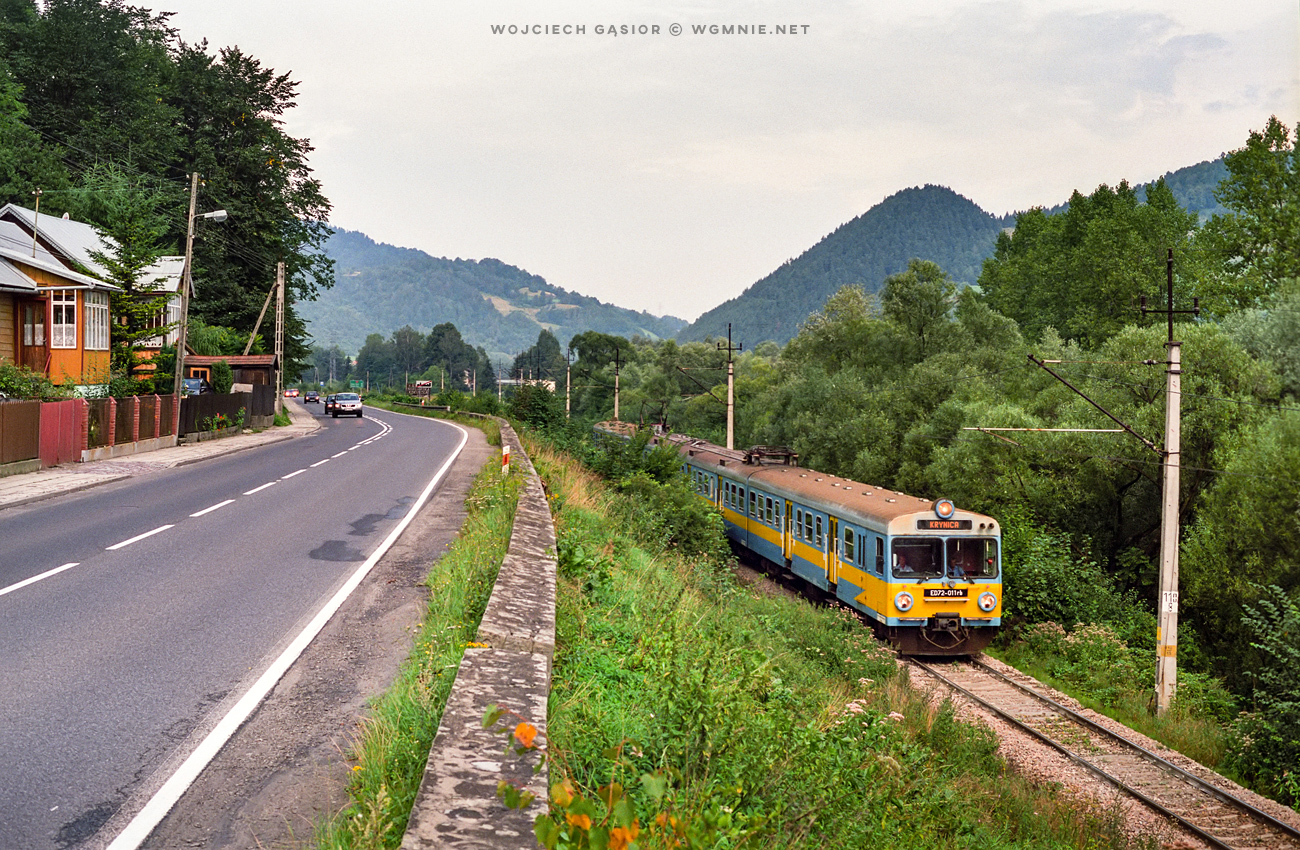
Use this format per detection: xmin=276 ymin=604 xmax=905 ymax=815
xmin=332 ymin=392 xmax=363 ymax=418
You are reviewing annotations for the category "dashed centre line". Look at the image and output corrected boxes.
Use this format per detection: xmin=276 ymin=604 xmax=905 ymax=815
xmin=190 ymin=499 xmax=235 ymax=518
xmin=0 ymin=563 xmax=79 ymax=598
xmin=8 ymin=415 xmax=390 ymax=601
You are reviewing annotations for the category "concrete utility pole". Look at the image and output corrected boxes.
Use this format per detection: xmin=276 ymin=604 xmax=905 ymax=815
xmin=717 ymin=323 xmax=742 ymax=450
xmin=1143 ymin=249 xmax=1199 ymax=716
xmin=611 ymin=346 xmax=625 ymax=421
xmin=565 ymin=347 xmax=573 ymax=419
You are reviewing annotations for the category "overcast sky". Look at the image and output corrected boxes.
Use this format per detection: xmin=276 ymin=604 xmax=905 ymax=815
xmin=155 ymin=1 xmax=1299 ymax=324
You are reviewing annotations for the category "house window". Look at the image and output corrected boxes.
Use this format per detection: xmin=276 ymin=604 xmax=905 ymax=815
xmin=51 ymin=290 xmax=77 ymax=349
xmin=86 ymin=291 xmax=110 ymax=351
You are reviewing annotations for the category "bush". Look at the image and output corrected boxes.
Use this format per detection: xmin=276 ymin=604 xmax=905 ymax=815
xmin=0 ymin=363 xmax=67 ymax=400
xmin=613 ymin=471 xmax=731 ymax=563
xmin=1226 ymin=585 xmax=1300 ymax=807
xmin=210 ymin=359 xmax=234 ymax=394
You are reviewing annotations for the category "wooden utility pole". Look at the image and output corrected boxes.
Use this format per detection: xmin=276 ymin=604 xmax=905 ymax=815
xmin=274 ymin=261 xmax=284 ymax=415
xmin=717 ymin=323 xmax=742 ymax=450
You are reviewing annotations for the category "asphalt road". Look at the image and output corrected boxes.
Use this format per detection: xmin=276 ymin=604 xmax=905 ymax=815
xmin=0 ymin=405 xmax=475 ymax=850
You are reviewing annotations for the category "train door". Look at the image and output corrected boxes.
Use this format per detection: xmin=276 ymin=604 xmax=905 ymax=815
xmin=828 ymin=517 xmax=840 ymax=587
xmin=783 ymin=500 xmax=794 ymax=562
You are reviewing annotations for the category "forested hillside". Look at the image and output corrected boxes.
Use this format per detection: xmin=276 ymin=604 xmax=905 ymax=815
xmin=680 ymin=159 xmax=1233 ymax=346
xmin=299 ymin=228 xmax=686 ymax=362
xmin=679 ymin=185 xmax=1012 ymax=344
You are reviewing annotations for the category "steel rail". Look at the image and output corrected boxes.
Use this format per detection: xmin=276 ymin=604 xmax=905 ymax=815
xmin=965 ymin=658 xmax=1300 ymax=845
xmin=912 ymin=659 xmax=1300 ymax=850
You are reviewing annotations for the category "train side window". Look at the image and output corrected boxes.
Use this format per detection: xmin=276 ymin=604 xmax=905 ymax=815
xmin=815 ymin=516 xmax=823 ymax=548
xmin=764 ymin=497 xmax=774 ymax=525
xmin=875 ymin=537 xmax=885 ymax=575
xmin=795 ymin=508 xmax=803 ymax=538
xmin=804 ymin=512 xmax=813 ymax=541
xmin=748 ymin=491 xmax=756 ymax=517
xmin=844 ymin=528 xmax=855 ymax=564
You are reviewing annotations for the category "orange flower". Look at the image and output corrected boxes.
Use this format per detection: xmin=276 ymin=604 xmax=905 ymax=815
xmin=609 ymin=821 xmax=641 ymax=850
xmin=513 ymin=722 xmax=539 ymax=749
xmin=565 ymin=812 xmax=592 ymax=831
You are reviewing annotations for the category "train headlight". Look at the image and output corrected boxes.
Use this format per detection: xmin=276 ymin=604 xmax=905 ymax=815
xmin=894 ymin=591 xmax=914 ymax=613
xmin=934 ymin=499 xmax=956 ymax=519
xmin=978 ymin=591 xmax=998 ymax=612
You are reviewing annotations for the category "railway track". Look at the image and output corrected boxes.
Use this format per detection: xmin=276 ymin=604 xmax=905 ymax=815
xmin=911 ymin=657 xmax=1300 ymax=850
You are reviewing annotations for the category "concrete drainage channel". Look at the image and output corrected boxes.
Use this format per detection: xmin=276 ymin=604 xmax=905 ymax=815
xmin=401 ymin=417 xmax=555 ymax=849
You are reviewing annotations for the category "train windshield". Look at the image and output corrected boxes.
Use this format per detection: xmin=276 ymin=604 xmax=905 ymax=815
xmin=947 ymin=538 xmax=999 ymax=579
xmin=891 ymin=539 xmax=943 ymax=579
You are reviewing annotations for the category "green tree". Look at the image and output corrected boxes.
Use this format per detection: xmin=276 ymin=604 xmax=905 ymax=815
xmin=1227 ymin=585 xmax=1300 ymax=806
xmin=1198 ymin=117 xmax=1300 ymax=308
xmin=355 ymin=333 xmax=393 ymax=388
xmin=169 ymin=41 xmax=333 ymax=379
xmin=980 ymin=180 xmax=1200 ymax=347
xmin=1 ymin=0 xmax=181 ymax=176
xmin=390 ymin=324 xmax=425 ymax=381
xmin=68 ymin=164 xmax=175 ymax=386
xmin=880 ymin=258 xmax=957 ymax=361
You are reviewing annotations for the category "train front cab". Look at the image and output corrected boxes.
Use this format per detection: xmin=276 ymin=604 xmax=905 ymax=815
xmin=879 ymin=515 xmax=1001 ymax=655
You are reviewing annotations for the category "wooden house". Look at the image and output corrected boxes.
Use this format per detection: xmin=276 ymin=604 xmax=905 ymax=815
xmin=0 ymin=204 xmax=184 ymax=395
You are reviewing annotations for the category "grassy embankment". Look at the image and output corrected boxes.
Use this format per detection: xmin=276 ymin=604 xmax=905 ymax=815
xmin=314 ymin=423 xmax=1156 ymax=849
xmin=515 ymin=435 xmax=1150 ymax=850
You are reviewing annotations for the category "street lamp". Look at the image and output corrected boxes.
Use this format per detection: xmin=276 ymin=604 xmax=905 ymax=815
xmin=174 ymin=171 xmax=227 ymax=436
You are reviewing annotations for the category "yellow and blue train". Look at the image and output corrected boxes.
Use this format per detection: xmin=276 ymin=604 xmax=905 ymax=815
xmin=609 ymin=425 xmax=1002 ymax=655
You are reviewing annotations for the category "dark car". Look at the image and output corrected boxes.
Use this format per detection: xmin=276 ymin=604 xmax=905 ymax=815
xmin=324 ymin=394 xmax=337 ymax=414
xmin=182 ymin=377 xmax=214 ymax=396
xmin=304 ymin=390 xmax=320 ymax=403
xmin=332 ymin=392 xmax=363 ymax=418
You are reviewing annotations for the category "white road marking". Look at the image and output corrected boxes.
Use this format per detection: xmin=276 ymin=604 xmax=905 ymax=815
xmin=281 ymin=469 xmax=306 ymax=479
xmin=190 ymin=500 xmax=235 ymax=518
xmin=331 ymin=452 xmax=347 ymax=459
xmin=104 ymin=421 xmax=471 ymax=850
xmin=243 ymin=482 xmax=277 ymax=495
xmin=0 ymin=563 xmax=79 ymax=598
xmin=309 ymin=459 xmax=330 ymax=468
xmin=106 ymin=525 xmax=174 ymax=551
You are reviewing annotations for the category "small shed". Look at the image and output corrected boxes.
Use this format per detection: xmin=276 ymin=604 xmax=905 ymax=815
xmin=185 ymin=354 xmax=276 ymax=387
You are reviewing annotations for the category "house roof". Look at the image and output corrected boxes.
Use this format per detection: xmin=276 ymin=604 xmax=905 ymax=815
xmin=0 ymin=203 xmax=113 ymax=277
xmin=0 ymin=221 xmax=116 ymax=291
xmin=0 ymin=257 xmax=39 ymax=293
xmin=0 ymin=205 xmax=187 ymax=294
xmin=184 ymin=354 xmax=275 ymax=368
